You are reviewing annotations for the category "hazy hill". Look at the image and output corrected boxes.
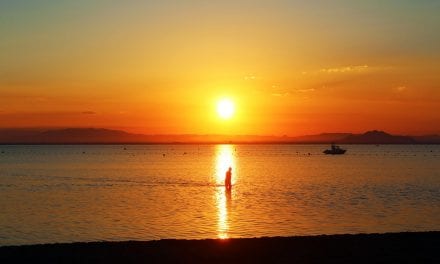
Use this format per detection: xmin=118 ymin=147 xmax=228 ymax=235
xmin=0 ymin=129 xmax=280 ymax=144
xmin=0 ymin=128 xmax=438 ymax=144
xmin=37 ymin=128 xmax=148 ymax=143
xmin=412 ymin=135 xmax=440 ymax=144
xmin=0 ymin=128 xmax=147 ymax=144
xmin=287 ymin=133 xmax=352 ymax=143
xmin=339 ymin=130 xmax=415 ymax=144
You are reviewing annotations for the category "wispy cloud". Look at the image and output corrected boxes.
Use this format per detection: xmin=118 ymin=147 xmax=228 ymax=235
xmin=395 ymin=86 xmax=407 ymax=92
xmin=269 ymin=84 xmax=291 ymax=97
xmin=0 ymin=93 xmax=50 ymax=102
xmin=271 ymin=87 xmax=316 ymax=97
xmin=82 ymin=111 xmax=96 ymax=115
xmin=319 ymin=65 xmax=369 ymax=74
xmin=296 ymin=88 xmax=316 ymax=93
xmin=301 ymin=64 xmax=391 ymax=76
xmin=244 ymin=74 xmax=257 ymax=81
xmin=271 ymin=92 xmax=289 ymax=97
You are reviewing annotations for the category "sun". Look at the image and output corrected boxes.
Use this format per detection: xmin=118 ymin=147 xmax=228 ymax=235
xmin=217 ymin=99 xmax=235 ymax=119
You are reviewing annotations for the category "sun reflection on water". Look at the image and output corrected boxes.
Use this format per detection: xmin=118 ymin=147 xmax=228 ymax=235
xmin=215 ymin=145 xmax=236 ymax=239
xmin=216 ymin=188 xmax=231 ymax=239
xmin=215 ymin=145 xmax=236 ymax=185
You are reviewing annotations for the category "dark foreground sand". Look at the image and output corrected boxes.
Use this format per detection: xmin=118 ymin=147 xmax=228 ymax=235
xmin=1 ymin=232 xmax=439 ymax=263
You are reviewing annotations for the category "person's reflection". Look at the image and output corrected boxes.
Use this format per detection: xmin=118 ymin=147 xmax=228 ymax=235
xmin=217 ymin=186 xmax=232 ymax=239
xmin=225 ymin=187 xmax=232 ymax=206
xmin=225 ymin=188 xmax=232 ymax=222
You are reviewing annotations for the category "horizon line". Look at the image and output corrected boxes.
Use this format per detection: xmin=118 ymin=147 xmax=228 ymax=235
xmin=0 ymin=127 xmax=439 ymax=137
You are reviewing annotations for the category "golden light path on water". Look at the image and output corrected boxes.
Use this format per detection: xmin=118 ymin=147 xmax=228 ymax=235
xmin=215 ymin=145 xmax=236 ymax=239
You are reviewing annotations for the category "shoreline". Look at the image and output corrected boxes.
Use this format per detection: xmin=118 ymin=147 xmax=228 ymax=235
xmin=2 ymin=142 xmax=440 ymax=145
xmin=1 ymin=231 xmax=439 ymax=263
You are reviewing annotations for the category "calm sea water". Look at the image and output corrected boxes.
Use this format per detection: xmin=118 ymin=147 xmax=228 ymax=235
xmin=0 ymin=144 xmax=439 ymax=246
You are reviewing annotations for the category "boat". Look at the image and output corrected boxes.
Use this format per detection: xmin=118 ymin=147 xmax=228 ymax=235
xmin=323 ymin=144 xmax=346 ymax=155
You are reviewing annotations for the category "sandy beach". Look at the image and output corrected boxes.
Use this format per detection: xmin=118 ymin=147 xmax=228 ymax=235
xmin=1 ymin=232 xmax=439 ymax=263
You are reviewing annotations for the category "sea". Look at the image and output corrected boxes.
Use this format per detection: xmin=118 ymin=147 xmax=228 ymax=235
xmin=0 ymin=144 xmax=439 ymax=246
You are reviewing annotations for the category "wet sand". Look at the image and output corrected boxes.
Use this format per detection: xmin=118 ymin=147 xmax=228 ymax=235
xmin=1 ymin=232 xmax=439 ymax=263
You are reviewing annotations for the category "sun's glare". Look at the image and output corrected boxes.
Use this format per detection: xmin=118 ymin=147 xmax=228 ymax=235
xmin=217 ymin=99 xmax=235 ymax=119
xmin=215 ymin=145 xmax=235 ymax=239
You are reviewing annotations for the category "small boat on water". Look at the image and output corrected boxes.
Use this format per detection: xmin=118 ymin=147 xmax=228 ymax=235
xmin=323 ymin=144 xmax=346 ymax=155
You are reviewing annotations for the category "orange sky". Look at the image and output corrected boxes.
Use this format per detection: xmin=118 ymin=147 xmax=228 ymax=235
xmin=1 ymin=1 xmax=439 ymax=136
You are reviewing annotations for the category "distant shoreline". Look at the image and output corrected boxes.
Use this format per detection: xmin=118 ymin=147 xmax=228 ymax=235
xmin=1 ymin=142 xmax=440 ymax=145
xmin=1 ymin=232 xmax=439 ymax=263
xmin=1 ymin=128 xmax=439 ymax=144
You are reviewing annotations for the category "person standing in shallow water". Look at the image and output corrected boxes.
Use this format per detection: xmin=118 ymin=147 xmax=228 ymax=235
xmin=225 ymin=167 xmax=232 ymax=190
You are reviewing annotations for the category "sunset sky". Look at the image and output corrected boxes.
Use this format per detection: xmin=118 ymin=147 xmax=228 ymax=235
xmin=1 ymin=1 xmax=439 ymax=136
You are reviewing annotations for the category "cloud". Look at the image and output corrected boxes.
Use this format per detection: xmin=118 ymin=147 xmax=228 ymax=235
xmin=301 ymin=64 xmax=383 ymax=76
xmin=244 ymin=74 xmax=257 ymax=81
xmin=271 ymin=92 xmax=289 ymax=97
xmin=296 ymin=88 xmax=316 ymax=93
xmin=269 ymin=84 xmax=291 ymax=97
xmin=82 ymin=111 xmax=96 ymax=115
xmin=319 ymin=65 xmax=369 ymax=74
xmin=395 ymin=86 xmax=407 ymax=92
xmin=271 ymin=87 xmax=316 ymax=96
xmin=0 ymin=93 xmax=50 ymax=102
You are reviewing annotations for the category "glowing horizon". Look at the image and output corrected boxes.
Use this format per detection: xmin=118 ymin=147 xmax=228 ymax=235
xmin=1 ymin=1 xmax=439 ymax=136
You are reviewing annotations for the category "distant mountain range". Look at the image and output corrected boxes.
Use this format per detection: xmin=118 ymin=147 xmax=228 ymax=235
xmin=339 ymin=130 xmax=416 ymax=144
xmin=0 ymin=128 xmax=439 ymax=144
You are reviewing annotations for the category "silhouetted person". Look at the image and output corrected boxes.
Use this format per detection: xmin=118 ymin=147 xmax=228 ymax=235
xmin=225 ymin=167 xmax=232 ymax=190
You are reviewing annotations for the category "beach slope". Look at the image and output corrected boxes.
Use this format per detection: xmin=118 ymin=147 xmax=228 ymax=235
xmin=1 ymin=232 xmax=439 ymax=263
